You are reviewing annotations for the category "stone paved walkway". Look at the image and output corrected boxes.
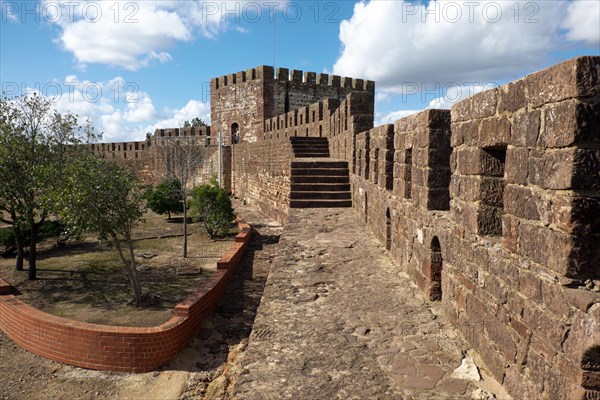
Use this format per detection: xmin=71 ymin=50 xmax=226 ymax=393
xmin=231 ymin=208 xmax=510 ymax=400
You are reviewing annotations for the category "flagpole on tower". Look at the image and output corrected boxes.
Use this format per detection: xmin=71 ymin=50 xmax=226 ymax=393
xmin=272 ymin=6 xmax=276 ymax=68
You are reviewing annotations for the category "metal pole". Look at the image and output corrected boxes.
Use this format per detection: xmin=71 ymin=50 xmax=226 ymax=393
xmin=218 ymin=130 xmax=222 ymax=188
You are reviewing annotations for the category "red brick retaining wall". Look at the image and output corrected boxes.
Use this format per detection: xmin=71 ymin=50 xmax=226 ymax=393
xmin=0 ymin=219 xmax=251 ymax=373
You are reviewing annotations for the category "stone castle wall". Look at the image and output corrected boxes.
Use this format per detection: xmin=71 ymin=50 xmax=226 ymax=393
xmin=231 ymin=138 xmax=293 ymax=224
xmin=63 ymin=57 xmax=599 ymax=398
xmin=90 ymin=126 xmax=219 ymax=187
xmin=228 ymin=56 xmax=600 ymax=400
xmin=344 ymin=57 xmax=599 ymax=400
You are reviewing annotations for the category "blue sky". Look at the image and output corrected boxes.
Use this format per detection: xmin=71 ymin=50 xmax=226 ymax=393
xmin=1 ymin=0 xmax=599 ymax=142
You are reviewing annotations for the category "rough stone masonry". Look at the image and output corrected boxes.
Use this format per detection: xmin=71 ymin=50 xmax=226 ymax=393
xmin=34 ymin=56 xmax=600 ymax=399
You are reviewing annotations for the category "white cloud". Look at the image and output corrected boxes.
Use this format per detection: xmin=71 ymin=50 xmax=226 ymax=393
xmin=375 ymin=83 xmax=493 ymax=126
xmin=562 ymin=1 xmax=600 ymax=46
xmin=142 ymin=100 xmax=212 ymax=135
xmin=333 ymin=1 xmax=593 ymax=93
xmin=375 ymin=109 xmax=422 ymax=126
xmin=43 ymin=1 xmax=289 ymax=70
xmin=30 ymin=75 xmax=209 ymax=142
xmin=427 ymin=84 xmax=491 ymax=109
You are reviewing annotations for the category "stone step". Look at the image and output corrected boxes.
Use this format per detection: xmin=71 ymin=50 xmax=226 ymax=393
xmin=290 ymin=199 xmax=353 ymax=208
xmin=291 ymin=168 xmax=349 ymax=176
xmin=291 ymin=160 xmax=347 ymax=169
xmin=292 ymin=153 xmax=330 ymax=158
xmin=291 ymin=144 xmax=329 ymax=150
xmin=291 ymin=183 xmax=351 ymax=192
xmin=290 ymin=191 xmax=351 ymax=200
xmin=290 ymin=137 xmax=328 ymax=143
xmin=291 ymin=175 xmax=350 ymax=184
xmin=293 ymin=147 xmax=329 ymax=152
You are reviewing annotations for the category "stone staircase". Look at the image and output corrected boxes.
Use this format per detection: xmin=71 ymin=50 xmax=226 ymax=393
xmin=289 ymin=137 xmax=352 ymax=208
xmin=291 ymin=137 xmax=330 ymax=158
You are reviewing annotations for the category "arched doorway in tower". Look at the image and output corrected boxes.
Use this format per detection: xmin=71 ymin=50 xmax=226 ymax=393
xmin=428 ymin=236 xmax=443 ymax=301
xmin=385 ymin=208 xmax=392 ymax=250
xmin=231 ymin=123 xmax=239 ymax=144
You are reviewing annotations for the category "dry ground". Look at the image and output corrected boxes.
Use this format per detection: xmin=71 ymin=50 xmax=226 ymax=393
xmin=0 ymin=211 xmax=237 ymax=326
xmin=0 ymin=203 xmax=279 ymax=400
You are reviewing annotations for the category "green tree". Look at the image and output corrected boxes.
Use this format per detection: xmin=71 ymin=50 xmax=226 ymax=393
xmin=145 ymin=178 xmax=184 ymax=219
xmin=56 ymin=156 xmax=146 ymax=306
xmin=190 ymin=117 xmax=207 ymax=127
xmin=0 ymin=95 xmax=95 ymax=279
xmin=190 ymin=178 xmax=235 ymax=239
xmin=182 ymin=118 xmax=207 ymax=128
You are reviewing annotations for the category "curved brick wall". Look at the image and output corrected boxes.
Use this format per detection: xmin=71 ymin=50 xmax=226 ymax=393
xmin=0 ymin=219 xmax=251 ymax=373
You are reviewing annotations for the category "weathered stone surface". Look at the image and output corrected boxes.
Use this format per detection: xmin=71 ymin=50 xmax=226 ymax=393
xmin=539 ymin=100 xmax=600 ymax=148
xmin=498 ymin=80 xmax=526 ymax=113
xmin=479 ymin=117 xmax=511 ymax=148
xmin=504 ymin=147 xmax=529 ymax=185
xmin=528 ymin=148 xmax=600 ymax=190
xmin=232 ymin=208 xmax=504 ymax=399
xmin=526 ymin=56 xmax=600 ymax=108
xmin=504 ymin=185 xmax=540 ymax=220
xmin=471 ymin=88 xmax=498 ymax=119
xmin=511 ymin=110 xmax=540 ymax=147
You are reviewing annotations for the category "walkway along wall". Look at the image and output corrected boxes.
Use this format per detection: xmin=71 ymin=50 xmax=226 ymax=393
xmin=0 ymin=219 xmax=251 ymax=373
xmin=229 ymin=56 xmax=600 ymax=400
xmin=344 ymin=56 xmax=600 ymax=400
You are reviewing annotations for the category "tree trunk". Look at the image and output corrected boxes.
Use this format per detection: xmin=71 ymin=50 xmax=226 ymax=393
xmin=114 ymin=236 xmax=142 ymax=307
xmin=14 ymin=227 xmax=24 ymax=271
xmin=183 ymin=198 xmax=188 ymax=258
xmin=27 ymin=224 xmax=37 ymax=280
xmin=126 ymin=237 xmax=143 ymax=306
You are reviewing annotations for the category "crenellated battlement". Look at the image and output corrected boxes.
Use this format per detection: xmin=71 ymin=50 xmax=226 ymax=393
xmin=210 ymin=65 xmax=374 ymax=93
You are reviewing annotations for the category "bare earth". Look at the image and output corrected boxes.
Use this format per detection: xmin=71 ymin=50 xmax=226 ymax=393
xmin=0 ymin=203 xmax=280 ymax=400
xmin=0 ymin=211 xmax=235 ymax=327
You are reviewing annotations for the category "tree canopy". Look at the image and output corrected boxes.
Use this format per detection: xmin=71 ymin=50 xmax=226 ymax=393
xmin=0 ymin=95 xmax=97 ymax=278
xmin=55 ymin=155 xmax=147 ymax=306
xmin=145 ymin=178 xmax=184 ymax=219
xmin=190 ymin=178 xmax=235 ymax=239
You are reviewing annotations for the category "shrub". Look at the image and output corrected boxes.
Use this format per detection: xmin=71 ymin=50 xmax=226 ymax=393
xmin=145 ymin=178 xmax=184 ymax=219
xmin=190 ymin=179 xmax=235 ymax=239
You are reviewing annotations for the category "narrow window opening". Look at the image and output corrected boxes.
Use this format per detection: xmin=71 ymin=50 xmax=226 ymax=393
xmin=480 ymin=147 xmax=506 ymax=236
xmin=385 ymin=208 xmax=392 ymax=250
xmin=428 ymin=237 xmax=443 ymax=301
xmin=374 ymin=149 xmax=379 ymax=185
xmin=404 ymin=148 xmax=412 ymax=199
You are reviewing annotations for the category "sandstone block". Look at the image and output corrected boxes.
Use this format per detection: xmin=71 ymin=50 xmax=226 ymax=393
xmin=511 ymin=110 xmax=540 ymax=147
xmin=505 ymin=147 xmax=529 ymax=185
xmin=540 ymin=100 xmax=600 ymax=148
xmin=498 ymin=79 xmax=526 ymax=113
xmin=479 ymin=117 xmax=511 ymax=148
xmin=454 ymin=120 xmax=479 ymax=147
xmin=526 ymin=56 xmax=600 ymax=108
xmin=477 ymin=204 xmax=503 ymax=235
xmin=550 ymin=194 xmax=600 ymax=236
xmin=485 ymin=317 xmax=517 ymax=362
xmin=451 ymin=96 xmax=471 ymax=123
xmin=504 ymin=184 xmax=540 ymax=220
xmin=470 ymin=88 xmax=498 ymax=119
xmin=529 ymin=148 xmax=600 ymax=190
